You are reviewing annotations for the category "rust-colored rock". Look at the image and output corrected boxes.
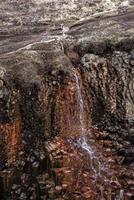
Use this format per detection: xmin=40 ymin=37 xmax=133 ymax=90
xmin=0 ymin=118 xmax=22 ymax=168
xmin=0 ymin=1 xmax=134 ymax=199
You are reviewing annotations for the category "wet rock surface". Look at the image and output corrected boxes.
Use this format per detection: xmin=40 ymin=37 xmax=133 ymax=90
xmin=0 ymin=0 xmax=134 ymax=199
xmin=43 ymin=132 xmax=134 ymax=199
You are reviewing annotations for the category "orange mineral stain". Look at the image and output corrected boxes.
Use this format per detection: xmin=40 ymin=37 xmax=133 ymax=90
xmin=0 ymin=119 xmax=22 ymax=167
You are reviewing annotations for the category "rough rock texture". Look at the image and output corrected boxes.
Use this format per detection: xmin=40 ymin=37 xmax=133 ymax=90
xmin=81 ymin=51 xmax=134 ymax=131
xmin=0 ymin=0 xmax=134 ymax=35
xmin=0 ymin=0 xmax=134 ymax=199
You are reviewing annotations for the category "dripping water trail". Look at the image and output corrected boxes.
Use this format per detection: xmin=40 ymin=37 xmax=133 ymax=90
xmin=73 ymin=71 xmax=124 ymax=200
xmin=74 ymin=71 xmax=101 ymax=177
xmin=74 ymin=72 xmax=84 ymax=134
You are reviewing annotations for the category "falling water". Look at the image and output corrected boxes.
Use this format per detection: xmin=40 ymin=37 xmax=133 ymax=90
xmin=74 ymin=72 xmax=84 ymax=134
xmin=74 ymin=71 xmax=102 ymax=177
xmin=74 ymin=71 xmax=124 ymax=200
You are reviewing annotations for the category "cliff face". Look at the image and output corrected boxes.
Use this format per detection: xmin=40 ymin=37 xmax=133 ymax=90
xmin=0 ymin=0 xmax=134 ymax=199
xmin=81 ymin=51 xmax=134 ymax=131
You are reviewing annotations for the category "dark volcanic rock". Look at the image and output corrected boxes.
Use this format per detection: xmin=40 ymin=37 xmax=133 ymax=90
xmin=81 ymin=50 xmax=134 ymax=131
xmin=0 ymin=0 xmax=134 ymax=199
xmin=117 ymin=146 xmax=134 ymax=164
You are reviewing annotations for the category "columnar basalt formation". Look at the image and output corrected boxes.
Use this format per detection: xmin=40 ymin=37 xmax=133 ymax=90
xmin=0 ymin=0 xmax=134 ymax=199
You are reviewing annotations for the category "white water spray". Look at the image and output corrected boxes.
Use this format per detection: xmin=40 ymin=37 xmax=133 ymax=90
xmin=74 ymin=72 xmax=102 ymax=177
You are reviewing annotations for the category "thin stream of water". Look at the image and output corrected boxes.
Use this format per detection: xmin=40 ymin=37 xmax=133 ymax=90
xmin=74 ymin=71 xmax=124 ymax=200
xmin=74 ymin=72 xmax=84 ymax=134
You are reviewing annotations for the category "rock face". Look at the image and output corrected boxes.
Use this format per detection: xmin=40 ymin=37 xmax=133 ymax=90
xmin=81 ymin=51 xmax=134 ymax=131
xmin=0 ymin=0 xmax=134 ymax=199
xmin=0 ymin=0 xmax=134 ymax=35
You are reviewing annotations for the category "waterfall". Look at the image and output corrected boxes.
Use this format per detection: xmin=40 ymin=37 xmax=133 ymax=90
xmin=74 ymin=72 xmax=84 ymax=134
xmin=73 ymin=71 xmax=124 ymax=200
xmin=74 ymin=71 xmax=101 ymax=177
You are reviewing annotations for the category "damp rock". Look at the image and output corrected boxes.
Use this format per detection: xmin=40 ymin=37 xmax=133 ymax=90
xmin=55 ymin=185 xmax=62 ymax=195
xmin=116 ymin=156 xmax=125 ymax=164
xmin=0 ymin=1 xmax=134 ymax=200
xmin=62 ymin=183 xmax=68 ymax=190
xmin=19 ymin=192 xmax=27 ymax=200
xmin=16 ymin=188 xmax=21 ymax=195
xmin=32 ymin=161 xmax=39 ymax=168
xmin=43 ymin=173 xmax=49 ymax=180
xmin=0 ymin=80 xmax=4 ymax=88
xmin=52 ymin=81 xmax=57 ymax=85
xmin=55 ymin=199 xmax=64 ymax=200
xmin=48 ymin=188 xmax=56 ymax=199
xmin=128 ymin=129 xmax=134 ymax=144
xmin=40 ymin=153 xmax=45 ymax=160
xmin=51 ymin=70 xmax=57 ymax=76
xmin=12 ymin=184 xmax=18 ymax=190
